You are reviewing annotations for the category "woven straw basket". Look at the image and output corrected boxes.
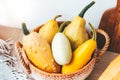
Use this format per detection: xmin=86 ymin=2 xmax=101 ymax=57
xmin=15 ymin=21 xmax=110 ymax=80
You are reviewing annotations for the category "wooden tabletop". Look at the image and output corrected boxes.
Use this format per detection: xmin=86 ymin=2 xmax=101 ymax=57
xmin=0 ymin=26 xmax=119 ymax=80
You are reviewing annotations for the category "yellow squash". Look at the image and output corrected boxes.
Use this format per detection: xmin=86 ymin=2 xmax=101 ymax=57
xmin=62 ymin=23 xmax=97 ymax=74
xmin=39 ymin=15 xmax=61 ymax=43
xmin=22 ymin=23 xmax=61 ymax=73
xmin=63 ymin=1 xmax=95 ymax=50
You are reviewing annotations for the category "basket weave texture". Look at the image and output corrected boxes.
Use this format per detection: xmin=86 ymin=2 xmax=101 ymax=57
xmin=15 ymin=21 xmax=110 ymax=80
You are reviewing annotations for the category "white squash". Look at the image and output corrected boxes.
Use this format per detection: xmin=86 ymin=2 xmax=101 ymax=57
xmin=52 ymin=21 xmax=72 ymax=65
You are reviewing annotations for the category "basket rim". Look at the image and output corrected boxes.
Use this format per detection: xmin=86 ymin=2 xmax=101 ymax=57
xmin=28 ymin=49 xmax=97 ymax=76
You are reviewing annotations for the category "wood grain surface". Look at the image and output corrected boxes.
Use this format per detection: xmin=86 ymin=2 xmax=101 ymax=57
xmin=0 ymin=26 xmax=119 ymax=80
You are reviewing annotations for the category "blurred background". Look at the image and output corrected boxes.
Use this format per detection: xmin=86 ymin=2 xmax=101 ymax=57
xmin=0 ymin=0 xmax=116 ymax=30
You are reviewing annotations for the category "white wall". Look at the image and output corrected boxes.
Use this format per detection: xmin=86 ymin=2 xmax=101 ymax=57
xmin=0 ymin=0 xmax=116 ymax=30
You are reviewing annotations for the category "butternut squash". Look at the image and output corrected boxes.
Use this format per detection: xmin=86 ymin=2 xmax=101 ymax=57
xmin=98 ymin=54 xmax=120 ymax=80
xmin=22 ymin=23 xmax=61 ymax=73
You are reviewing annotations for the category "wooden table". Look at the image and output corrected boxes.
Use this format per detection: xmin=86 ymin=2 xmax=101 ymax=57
xmin=0 ymin=26 xmax=119 ymax=80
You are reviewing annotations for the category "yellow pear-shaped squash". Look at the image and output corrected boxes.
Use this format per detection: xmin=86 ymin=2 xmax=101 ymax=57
xmin=63 ymin=1 xmax=95 ymax=50
xmin=63 ymin=16 xmax=88 ymax=50
xmin=39 ymin=15 xmax=61 ymax=43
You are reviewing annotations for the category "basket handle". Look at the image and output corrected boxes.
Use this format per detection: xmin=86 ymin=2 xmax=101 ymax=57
xmin=15 ymin=41 xmax=31 ymax=75
xmin=96 ymin=29 xmax=110 ymax=60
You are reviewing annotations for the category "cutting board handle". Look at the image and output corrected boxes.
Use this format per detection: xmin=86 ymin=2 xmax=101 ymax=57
xmin=116 ymin=0 xmax=120 ymax=10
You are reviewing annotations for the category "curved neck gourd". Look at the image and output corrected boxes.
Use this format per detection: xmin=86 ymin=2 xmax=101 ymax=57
xmin=79 ymin=1 xmax=95 ymax=17
xmin=59 ymin=21 xmax=71 ymax=32
xmin=22 ymin=23 xmax=30 ymax=35
xmin=88 ymin=23 xmax=97 ymax=41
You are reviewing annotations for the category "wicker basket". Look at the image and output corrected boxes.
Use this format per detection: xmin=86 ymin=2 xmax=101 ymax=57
xmin=15 ymin=22 xmax=110 ymax=80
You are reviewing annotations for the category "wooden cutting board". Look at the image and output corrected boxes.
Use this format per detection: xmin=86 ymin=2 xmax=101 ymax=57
xmin=0 ymin=26 xmax=119 ymax=80
xmin=98 ymin=0 xmax=120 ymax=53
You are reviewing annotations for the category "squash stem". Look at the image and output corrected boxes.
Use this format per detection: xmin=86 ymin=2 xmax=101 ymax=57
xmin=79 ymin=1 xmax=95 ymax=17
xmin=88 ymin=22 xmax=96 ymax=41
xmin=59 ymin=21 xmax=71 ymax=32
xmin=22 ymin=23 xmax=30 ymax=35
xmin=53 ymin=15 xmax=62 ymax=20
